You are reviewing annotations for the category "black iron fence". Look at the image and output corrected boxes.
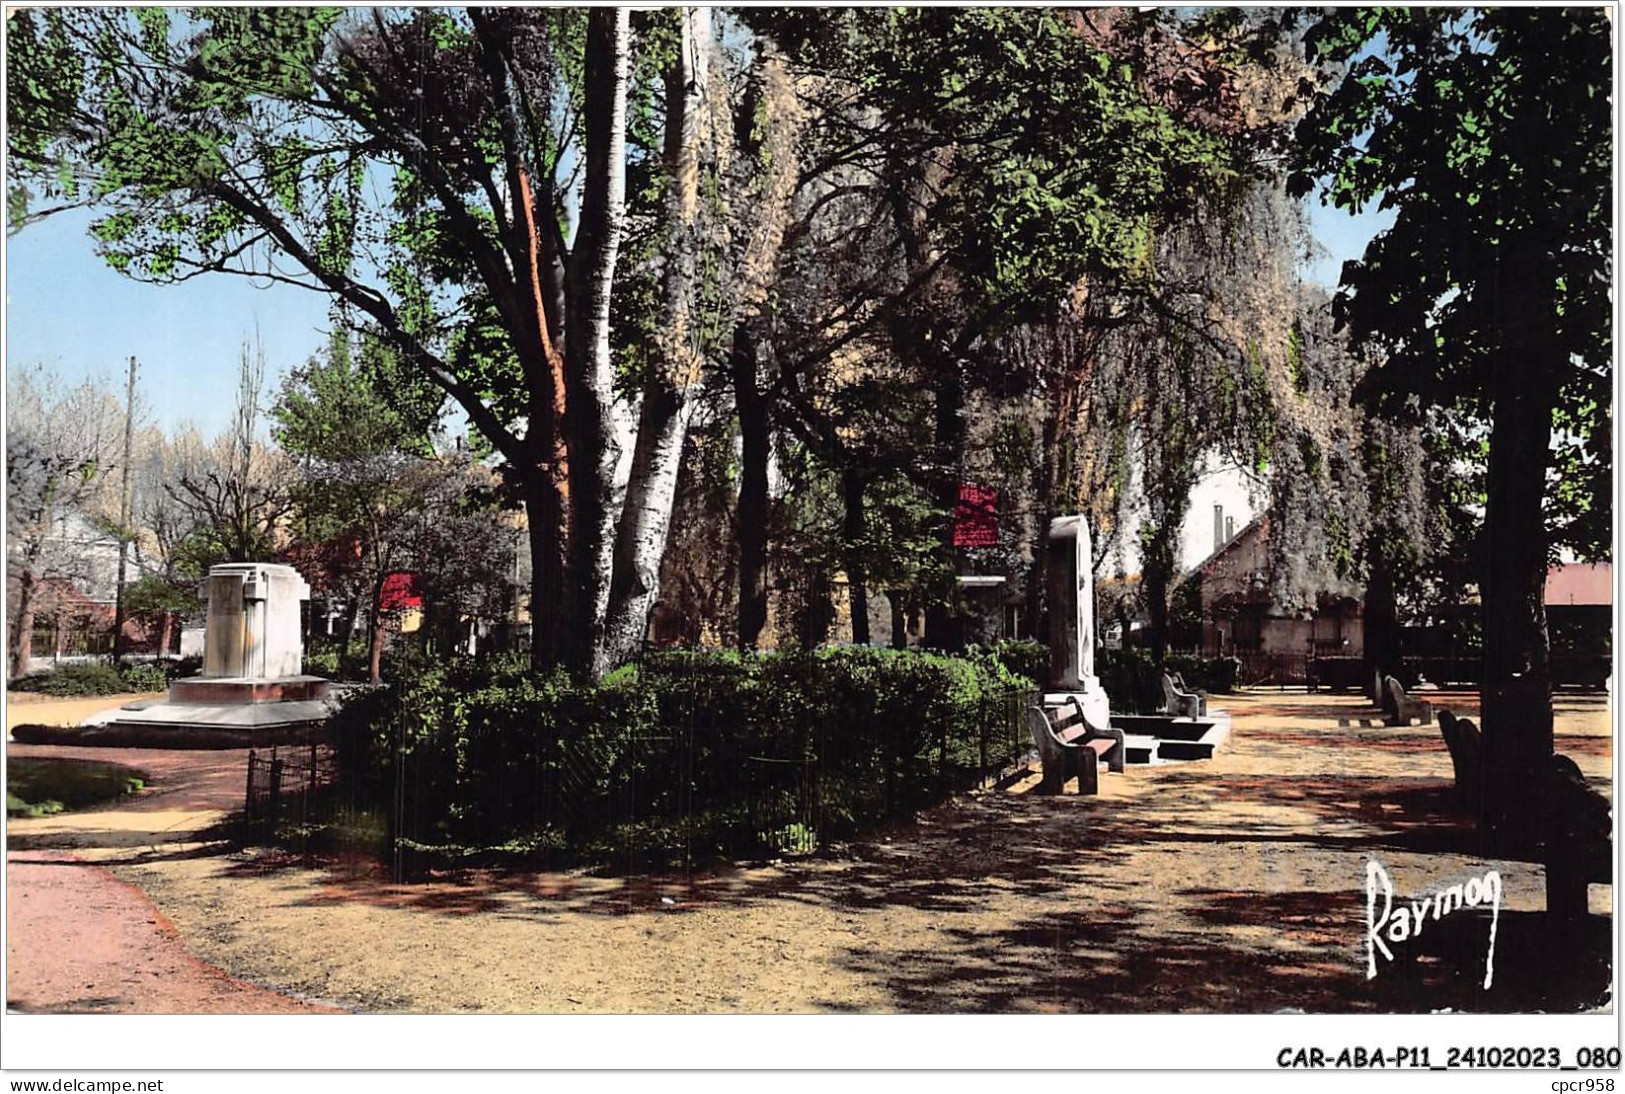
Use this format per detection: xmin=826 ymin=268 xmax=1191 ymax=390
xmin=244 ymin=744 xmax=338 ymax=845
xmin=242 ymin=684 xmax=1038 ymax=878
xmin=1232 ymin=651 xmax=1310 ymax=687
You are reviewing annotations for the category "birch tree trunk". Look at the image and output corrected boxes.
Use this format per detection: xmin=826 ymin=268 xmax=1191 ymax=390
xmin=601 ymin=7 xmax=715 ymax=671
xmin=561 ymin=7 xmax=631 ymax=675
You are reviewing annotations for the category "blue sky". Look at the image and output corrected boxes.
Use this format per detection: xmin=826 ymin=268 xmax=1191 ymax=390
xmin=1304 ymin=196 xmax=1397 ymax=292
xmin=6 ymin=193 xmax=1393 ymax=438
xmin=6 ymin=207 xmax=334 ymax=434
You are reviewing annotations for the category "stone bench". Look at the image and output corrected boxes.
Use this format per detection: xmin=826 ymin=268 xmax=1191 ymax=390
xmin=1170 ymin=671 xmax=1208 ymax=715
xmin=1436 ymin=710 xmax=1481 ymax=812
xmin=1025 ymin=695 xmax=1125 ymax=795
xmin=1435 ymin=711 xmax=1611 ymax=924
xmin=1381 ymin=674 xmax=1433 ymax=726
xmin=1159 ymin=672 xmax=1203 ymax=719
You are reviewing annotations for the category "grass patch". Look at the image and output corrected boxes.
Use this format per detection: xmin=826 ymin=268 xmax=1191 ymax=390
xmin=6 ymin=757 xmax=148 ymax=817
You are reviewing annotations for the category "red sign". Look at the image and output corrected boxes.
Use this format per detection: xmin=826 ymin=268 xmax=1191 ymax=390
xmin=380 ymin=571 xmax=423 ymax=612
xmin=951 ymin=483 xmax=999 ymax=547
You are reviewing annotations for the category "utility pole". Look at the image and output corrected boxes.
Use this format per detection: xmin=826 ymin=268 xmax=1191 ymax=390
xmin=111 ymin=355 xmax=137 ymax=663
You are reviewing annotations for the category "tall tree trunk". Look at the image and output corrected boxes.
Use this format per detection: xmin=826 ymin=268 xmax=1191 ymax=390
xmin=603 ymin=385 xmax=694 ymax=667
xmin=600 ymin=7 xmax=711 ymax=672
xmin=367 ymin=579 xmax=387 ymax=686
xmin=1362 ymin=538 xmax=1399 ymax=701
xmin=733 ymin=325 xmax=771 ymax=650
xmin=842 ymin=469 xmax=870 ymax=645
xmin=9 ymin=571 xmax=36 ymax=681
xmin=339 ymin=593 xmax=361 ymax=657
xmin=561 ymin=7 xmax=631 ymax=676
xmin=1144 ymin=562 xmax=1170 ymax=666
xmin=156 ymin=610 xmax=174 ymax=658
xmin=1030 ymin=389 xmax=1067 ymax=667
xmin=523 ymin=474 xmax=564 ymax=670
xmin=924 ymin=355 xmax=964 ymax=650
xmin=889 ymin=592 xmax=907 ymax=649
xmin=1479 ymin=347 xmax=1557 ymax=847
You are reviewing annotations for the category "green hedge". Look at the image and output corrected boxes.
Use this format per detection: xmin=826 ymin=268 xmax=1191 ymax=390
xmin=9 ymin=659 xmax=187 ymax=696
xmin=1096 ymin=648 xmax=1239 ymax=713
xmin=324 ymin=647 xmax=1038 ymax=869
xmin=965 ymin=639 xmax=1049 ymax=687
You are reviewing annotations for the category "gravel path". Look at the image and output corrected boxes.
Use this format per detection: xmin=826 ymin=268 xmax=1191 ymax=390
xmin=5 ymin=687 xmax=1613 ymax=1014
xmin=7 ymin=696 xmax=340 ymax=1014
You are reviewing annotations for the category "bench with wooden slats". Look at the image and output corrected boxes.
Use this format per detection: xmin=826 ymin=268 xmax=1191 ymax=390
xmin=1025 ymin=696 xmax=1125 ymax=795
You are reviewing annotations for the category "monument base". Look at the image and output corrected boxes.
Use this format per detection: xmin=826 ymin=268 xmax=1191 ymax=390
xmin=167 ymin=674 xmax=330 ymax=704
xmin=70 ymin=676 xmax=345 ymax=742
xmin=1045 ymin=677 xmax=1111 ymax=733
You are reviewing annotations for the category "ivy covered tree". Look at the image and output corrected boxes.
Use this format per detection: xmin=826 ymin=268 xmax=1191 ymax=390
xmin=748 ymin=8 xmax=1256 ymax=648
xmin=1290 ymin=8 xmax=1612 ymax=842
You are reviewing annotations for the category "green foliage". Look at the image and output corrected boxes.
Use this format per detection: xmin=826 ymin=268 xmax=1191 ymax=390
xmin=1290 ymin=7 xmax=1612 ymax=562
xmin=964 ymin=639 xmax=1047 ymax=688
xmin=116 ymin=661 xmax=170 ymax=693
xmin=12 ymin=661 xmax=127 ymax=695
xmin=10 ymin=659 xmax=178 ymax=695
xmin=326 ymin=647 xmax=1034 ymax=869
xmin=272 ymin=329 xmax=442 ymax=463
xmin=1096 ymin=647 xmax=1239 ymax=713
xmin=755 ymin=8 xmax=1234 ymax=321
xmin=7 ymin=757 xmax=147 ymax=817
xmin=120 ymin=573 xmax=202 ymax=629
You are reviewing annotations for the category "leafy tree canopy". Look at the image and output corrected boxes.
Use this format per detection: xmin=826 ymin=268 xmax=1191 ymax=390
xmin=1288 ymin=7 xmax=1611 ymax=562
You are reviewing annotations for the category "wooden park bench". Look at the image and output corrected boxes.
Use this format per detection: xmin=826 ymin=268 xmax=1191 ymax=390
xmin=1159 ymin=672 xmax=1203 ymax=719
xmin=1025 ymin=695 xmax=1126 ymax=796
xmin=1381 ymin=674 xmax=1434 ymax=727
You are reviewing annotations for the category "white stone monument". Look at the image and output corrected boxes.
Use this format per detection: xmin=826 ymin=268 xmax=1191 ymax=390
xmin=1046 ymin=515 xmax=1111 ymax=732
xmin=170 ymin=562 xmax=328 ymax=703
xmin=202 ymin=563 xmax=308 ymax=679
xmin=82 ymin=562 xmax=335 ymax=736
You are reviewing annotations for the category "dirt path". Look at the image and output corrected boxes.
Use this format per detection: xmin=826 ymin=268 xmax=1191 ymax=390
xmin=7 ymin=694 xmax=340 ymax=1013
xmin=7 ymin=851 xmax=338 ymax=1013
xmin=6 ymin=688 xmax=1613 ymax=1014
xmin=7 ymin=690 xmax=161 ymax=731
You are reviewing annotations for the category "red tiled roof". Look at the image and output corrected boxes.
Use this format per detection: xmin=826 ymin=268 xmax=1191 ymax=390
xmin=1545 ymin=562 xmax=1611 ymax=606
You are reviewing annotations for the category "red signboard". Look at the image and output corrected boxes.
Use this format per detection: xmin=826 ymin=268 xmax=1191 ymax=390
xmin=951 ymin=483 xmax=999 ymax=547
xmin=380 ymin=571 xmax=423 ymax=612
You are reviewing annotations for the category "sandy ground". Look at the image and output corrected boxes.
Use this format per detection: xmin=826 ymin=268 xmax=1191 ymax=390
xmin=5 ymin=686 xmax=1614 ymax=1014
xmin=7 ymin=690 xmax=161 ymax=731
xmin=6 ymin=731 xmax=339 ymax=1013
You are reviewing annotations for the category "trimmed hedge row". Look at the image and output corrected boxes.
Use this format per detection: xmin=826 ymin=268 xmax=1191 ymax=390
xmin=9 ymin=658 xmax=198 ymax=696
xmin=325 ymin=647 xmax=1037 ymax=868
xmin=1096 ymin=648 xmax=1240 ymax=714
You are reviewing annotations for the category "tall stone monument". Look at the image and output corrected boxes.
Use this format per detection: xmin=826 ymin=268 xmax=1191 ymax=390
xmin=168 ymin=562 xmax=328 ymax=704
xmin=1046 ymin=515 xmax=1111 ymax=731
xmin=83 ymin=562 xmax=334 ymax=736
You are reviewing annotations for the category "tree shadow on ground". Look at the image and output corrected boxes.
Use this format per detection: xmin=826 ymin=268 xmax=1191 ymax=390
xmin=83 ymin=718 xmax=1607 ymax=1014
